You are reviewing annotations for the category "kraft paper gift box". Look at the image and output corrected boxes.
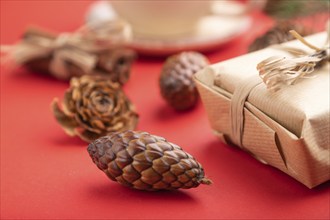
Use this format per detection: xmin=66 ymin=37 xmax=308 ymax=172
xmin=195 ymin=32 xmax=330 ymax=188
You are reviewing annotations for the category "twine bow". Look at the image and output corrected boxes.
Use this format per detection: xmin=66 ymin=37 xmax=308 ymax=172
xmin=257 ymin=21 xmax=330 ymax=92
xmin=0 ymin=19 xmax=132 ymax=80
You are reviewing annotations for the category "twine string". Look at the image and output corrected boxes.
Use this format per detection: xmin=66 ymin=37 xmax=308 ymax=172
xmin=257 ymin=20 xmax=330 ymax=92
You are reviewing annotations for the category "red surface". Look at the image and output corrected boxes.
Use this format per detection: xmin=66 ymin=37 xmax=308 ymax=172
xmin=1 ymin=1 xmax=330 ymax=219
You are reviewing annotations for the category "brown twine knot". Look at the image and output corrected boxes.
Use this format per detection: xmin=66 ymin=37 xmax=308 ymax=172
xmin=257 ymin=20 xmax=330 ymax=92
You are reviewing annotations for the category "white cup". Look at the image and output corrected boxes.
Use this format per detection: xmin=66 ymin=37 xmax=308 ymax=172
xmin=110 ymin=0 xmax=212 ymax=38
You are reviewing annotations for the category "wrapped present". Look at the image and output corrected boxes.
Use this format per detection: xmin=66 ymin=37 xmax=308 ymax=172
xmin=194 ymin=32 xmax=329 ymax=188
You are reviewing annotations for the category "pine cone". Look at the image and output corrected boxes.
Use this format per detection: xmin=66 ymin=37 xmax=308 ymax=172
xmin=87 ymin=130 xmax=212 ymax=191
xmin=51 ymin=75 xmax=138 ymax=142
xmin=159 ymin=51 xmax=209 ymax=110
xmin=248 ymin=21 xmax=312 ymax=52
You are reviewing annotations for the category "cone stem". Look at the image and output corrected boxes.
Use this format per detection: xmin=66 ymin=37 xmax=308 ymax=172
xmin=200 ymin=178 xmax=213 ymax=185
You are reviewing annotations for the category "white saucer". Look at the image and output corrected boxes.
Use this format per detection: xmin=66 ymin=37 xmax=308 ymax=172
xmin=130 ymin=15 xmax=252 ymax=56
xmin=86 ymin=1 xmax=252 ymax=56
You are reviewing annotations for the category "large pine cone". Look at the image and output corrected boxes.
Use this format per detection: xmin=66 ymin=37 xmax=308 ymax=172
xmin=52 ymin=75 xmax=138 ymax=142
xmin=87 ymin=130 xmax=212 ymax=191
xmin=159 ymin=51 xmax=209 ymax=110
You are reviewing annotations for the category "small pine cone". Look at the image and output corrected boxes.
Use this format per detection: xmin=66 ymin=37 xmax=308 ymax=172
xmin=51 ymin=75 xmax=138 ymax=142
xmin=87 ymin=130 xmax=212 ymax=191
xmin=159 ymin=51 xmax=209 ymax=110
xmin=249 ymin=21 xmax=312 ymax=52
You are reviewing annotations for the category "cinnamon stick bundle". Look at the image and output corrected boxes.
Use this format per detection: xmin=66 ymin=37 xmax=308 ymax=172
xmin=2 ymin=20 xmax=136 ymax=85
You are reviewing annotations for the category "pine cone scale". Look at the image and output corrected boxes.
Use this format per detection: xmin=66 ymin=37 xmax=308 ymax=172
xmin=132 ymin=160 xmax=150 ymax=173
xmin=132 ymin=179 xmax=151 ymax=190
xmin=108 ymin=161 xmax=122 ymax=177
xmin=122 ymin=165 xmax=141 ymax=182
xmin=152 ymin=160 xmax=170 ymax=173
xmin=141 ymin=168 xmax=162 ymax=185
xmin=127 ymin=144 xmax=145 ymax=157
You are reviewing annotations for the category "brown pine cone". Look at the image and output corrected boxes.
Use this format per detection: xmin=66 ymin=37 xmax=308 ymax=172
xmin=248 ymin=21 xmax=312 ymax=52
xmin=87 ymin=130 xmax=212 ymax=191
xmin=159 ymin=51 xmax=209 ymax=110
xmin=51 ymin=75 xmax=138 ymax=142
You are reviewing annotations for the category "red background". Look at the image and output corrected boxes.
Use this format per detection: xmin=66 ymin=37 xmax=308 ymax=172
xmin=1 ymin=1 xmax=329 ymax=219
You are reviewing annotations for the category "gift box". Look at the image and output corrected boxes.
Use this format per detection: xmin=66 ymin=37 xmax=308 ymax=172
xmin=195 ymin=32 xmax=329 ymax=188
